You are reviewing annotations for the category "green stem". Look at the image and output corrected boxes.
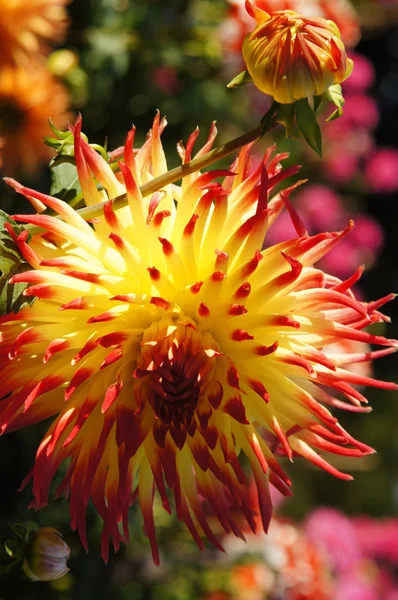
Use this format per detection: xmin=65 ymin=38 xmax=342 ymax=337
xmin=77 ymin=125 xmax=262 ymax=220
xmin=26 ymin=125 xmax=262 ymax=234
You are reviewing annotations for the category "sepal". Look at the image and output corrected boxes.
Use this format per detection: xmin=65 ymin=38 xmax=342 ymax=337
xmin=295 ymin=98 xmax=322 ymax=157
xmin=259 ymin=100 xmax=321 ymax=156
xmin=227 ymin=70 xmax=253 ymax=89
xmin=323 ymin=84 xmax=345 ymax=122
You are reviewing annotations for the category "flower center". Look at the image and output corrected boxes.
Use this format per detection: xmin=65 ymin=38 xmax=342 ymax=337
xmin=279 ymin=13 xmax=305 ymax=35
xmin=151 ymin=346 xmax=201 ymax=428
xmin=134 ymin=319 xmax=220 ymax=431
xmin=0 ymin=98 xmax=25 ymax=135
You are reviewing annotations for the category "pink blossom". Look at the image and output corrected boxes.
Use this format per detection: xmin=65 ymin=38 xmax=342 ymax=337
xmin=152 ymin=66 xmax=179 ymax=95
xmin=305 ymin=508 xmax=363 ymax=573
xmin=325 ymin=148 xmax=360 ymax=182
xmin=353 ymin=518 xmax=398 ymax=564
xmin=265 ymin=210 xmax=298 ymax=245
xmin=295 ymin=184 xmax=346 ymax=230
xmin=336 ymin=570 xmax=380 ymax=600
xmin=343 ymin=95 xmax=379 ymax=130
xmin=365 ymin=148 xmax=398 ymax=193
xmin=325 ymin=118 xmax=351 ymax=141
xmin=350 ymin=215 xmax=384 ymax=254
xmin=344 ymin=53 xmax=376 ymax=91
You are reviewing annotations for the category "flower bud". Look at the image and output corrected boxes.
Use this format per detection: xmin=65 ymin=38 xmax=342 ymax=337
xmin=242 ymin=4 xmax=353 ymax=104
xmin=22 ymin=528 xmax=70 ymax=582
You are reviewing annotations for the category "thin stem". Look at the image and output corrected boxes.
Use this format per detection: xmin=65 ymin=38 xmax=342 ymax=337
xmin=77 ymin=125 xmax=262 ymax=220
xmin=26 ymin=125 xmax=262 ymax=234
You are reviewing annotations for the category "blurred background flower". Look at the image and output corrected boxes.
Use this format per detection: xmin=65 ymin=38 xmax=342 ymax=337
xmin=0 ymin=0 xmax=72 ymax=180
xmin=0 ymin=0 xmax=70 ymax=66
xmin=0 ymin=65 xmax=69 ymax=174
xmin=198 ymin=505 xmax=398 ymax=600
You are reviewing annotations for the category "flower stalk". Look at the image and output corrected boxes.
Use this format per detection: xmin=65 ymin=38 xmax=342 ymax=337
xmin=81 ymin=125 xmax=263 ymax=218
xmin=25 ymin=125 xmax=262 ymax=235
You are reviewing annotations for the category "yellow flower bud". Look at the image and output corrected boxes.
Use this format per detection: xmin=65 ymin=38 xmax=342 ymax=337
xmin=242 ymin=5 xmax=353 ymax=104
xmin=22 ymin=528 xmax=70 ymax=582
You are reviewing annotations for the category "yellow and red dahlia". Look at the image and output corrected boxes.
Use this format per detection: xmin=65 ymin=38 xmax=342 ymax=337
xmin=0 ymin=114 xmax=396 ymax=563
xmin=224 ymin=0 xmax=360 ymax=53
xmin=0 ymin=0 xmax=70 ymax=66
xmin=0 ymin=64 xmax=69 ymax=175
xmin=242 ymin=2 xmax=353 ymax=104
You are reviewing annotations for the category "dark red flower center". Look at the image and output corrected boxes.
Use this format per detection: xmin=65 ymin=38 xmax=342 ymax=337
xmin=151 ymin=354 xmax=201 ymax=428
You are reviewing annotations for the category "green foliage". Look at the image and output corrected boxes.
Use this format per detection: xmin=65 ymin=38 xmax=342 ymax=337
xmin=0 ymin=211 xmax=34 ymax=316
xmin=0 ymin=538 xmax=19 ymax=575
xmin=0 ymin=524 xmax=29 ymax=576
xmin=50 ymin=158 xmax=82 ymax=205
xmin=324 ymin=83 xmax=345 ymax=121
xmin=45 ymin=119 xmax=79 ymax=157
xmin=4 ymin=538 xmax=23 ymax=561
xmin=226 ymin=70 xmax=252 ymax=88
xmin=67 ymin=0 xmax=239 ymax=151
xmin=276 ymin=103 xmax=299 ymax=139
xmin=295 ymin=98 xmax=322 ymax=156
xmin=47 ymin=121 xmax=109 ymax=206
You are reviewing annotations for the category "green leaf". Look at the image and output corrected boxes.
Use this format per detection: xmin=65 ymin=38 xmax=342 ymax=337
xmin=295 ymin=98 xmax=322 ymax=156
xmin=313 ymin=94 xmax=323 ymax=114
xmin=45 ymin=119 xmax=88 ymax=157
xmin=4 ymin=539 xmax=23 ymax=561
xmin=45 ymin=119 xmax=76 ymax=156
xmin=0 ymin=537 xmax=10 ymax=560
xmin=11 ymin=523 xmax=28 ymax=543
xmin=324 ymin=84 xmax=345 ymax=122
xmin=50 ymin=157 xmax=82 ymax=204
xmin=45 ymin=135 xmax=75 ymax=156
xmin=226 ymin=70 xmax=252 ymax=89
xmin=48 ymin=118 xmax=74 ymax=140
xmin=276 ymin=103 xmax=299 ymax=139
xmin=0 ymin=211 xmax=34 ymax=316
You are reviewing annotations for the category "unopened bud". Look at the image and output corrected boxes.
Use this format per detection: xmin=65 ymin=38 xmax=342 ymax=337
xmin=242 ymin=2 xmax=353 ymax=104
xmin=22 ymin=528 xmax=70 ymax=582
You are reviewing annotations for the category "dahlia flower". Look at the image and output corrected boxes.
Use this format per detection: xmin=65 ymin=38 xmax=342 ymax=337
xmin=223 ymin=0 xmax=360 ymax=54
xmin=242 ymin=3 xmax=353 ymax=104
xmin=0 ymin=65 xmax=69 ymax=174
xmin=1 ymin=114 xmax=396 ymax=563
xmin=0 ymin=0 xmax=69 ymax=65
xmin=225 ymin=517 xmax=333 ymax=600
